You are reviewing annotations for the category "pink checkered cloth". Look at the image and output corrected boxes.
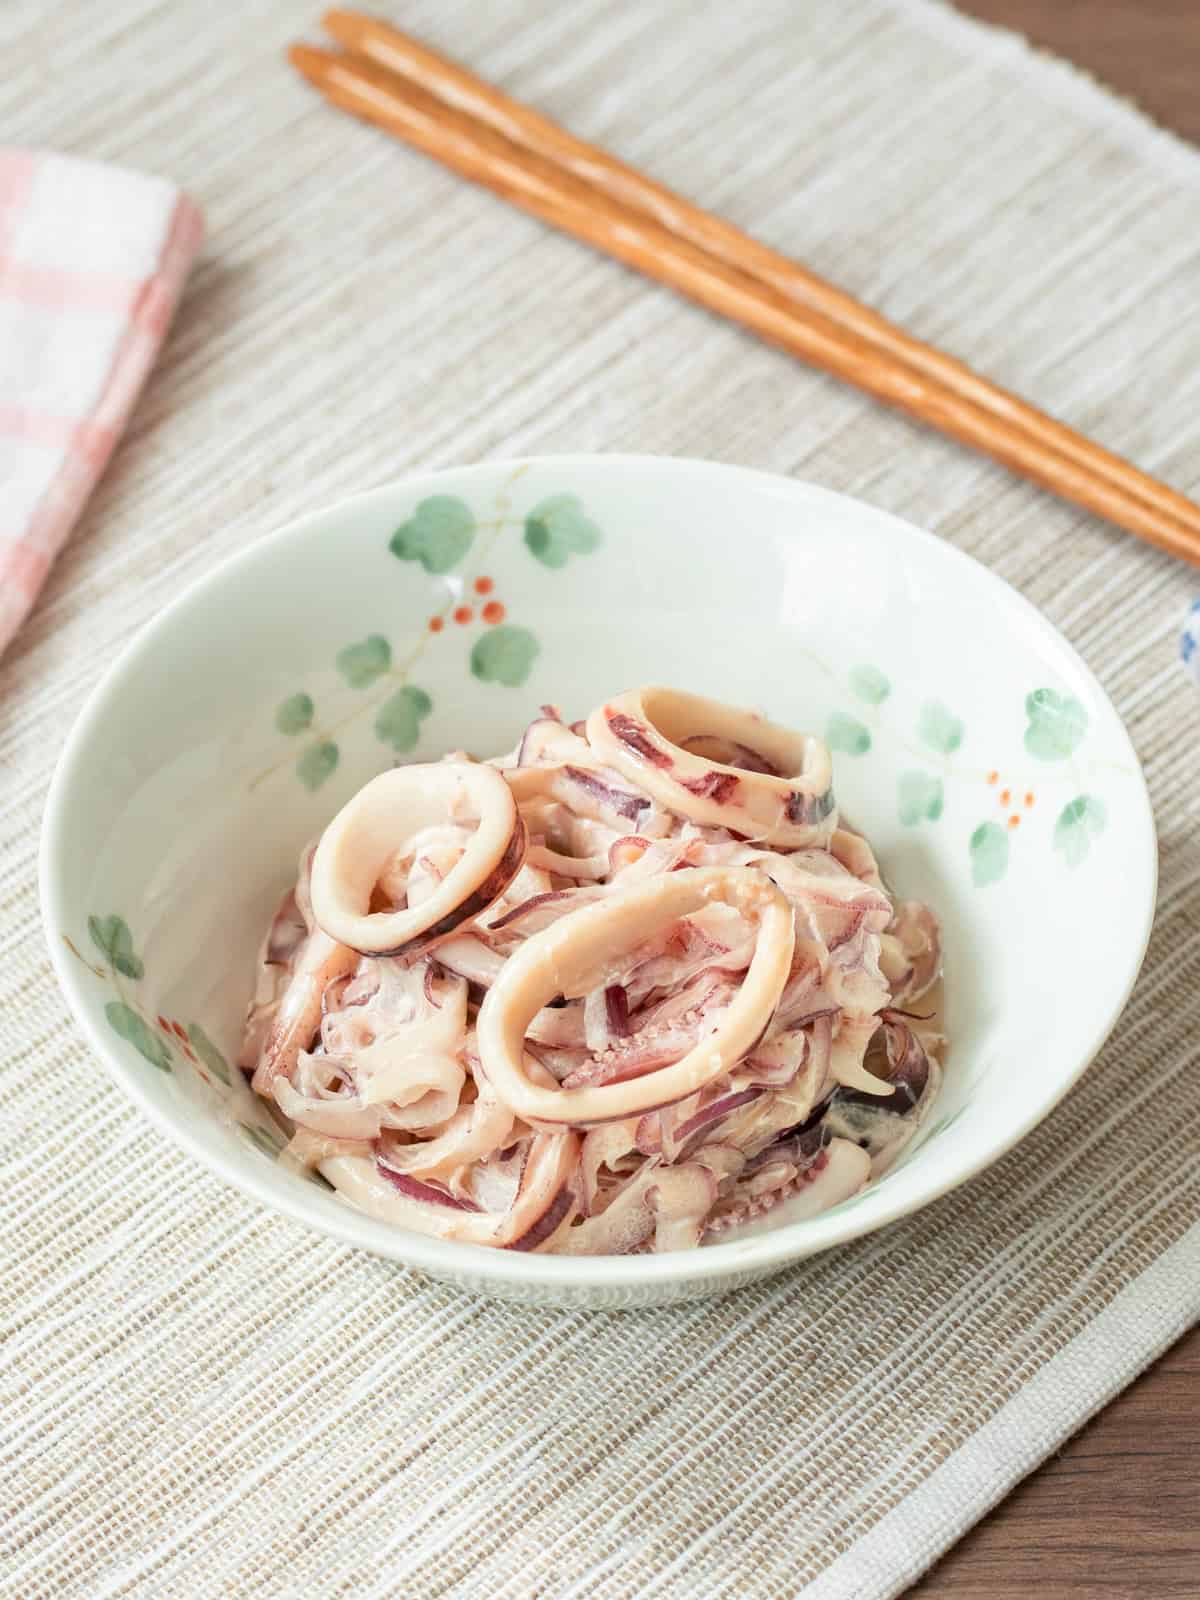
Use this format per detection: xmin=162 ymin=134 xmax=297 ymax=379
xmin=0 ymin=149 xmax=204 ymax=656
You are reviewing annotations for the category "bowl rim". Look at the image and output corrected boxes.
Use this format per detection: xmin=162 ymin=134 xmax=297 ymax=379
xmin=40 ymin=453 xmax=1158 ymax=1293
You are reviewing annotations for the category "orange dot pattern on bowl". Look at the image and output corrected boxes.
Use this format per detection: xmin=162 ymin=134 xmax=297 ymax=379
xmin=428 ymin=577 xmax=505 ymax=633
xmin=990 ymin=773 xmax=1036 ymax=814
xmin=159 ymin=1015 xmax=198 ymax=1064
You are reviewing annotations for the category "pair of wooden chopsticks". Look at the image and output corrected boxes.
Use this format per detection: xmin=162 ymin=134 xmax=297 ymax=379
xmin=292 ymin=11 xmax=1200 ymax=566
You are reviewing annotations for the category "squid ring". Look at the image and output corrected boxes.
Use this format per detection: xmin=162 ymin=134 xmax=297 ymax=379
xmin=477 ymin=867 xmax=795 ymax=1125
xmin=586 ymin=686 xmax=835 ymax=845
xmin=310 ymin=762 xmax=526 ymax=957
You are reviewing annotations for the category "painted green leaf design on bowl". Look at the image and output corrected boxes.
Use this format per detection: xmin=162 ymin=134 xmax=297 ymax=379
xmin=105 ymin=1000 xmax=172 ymax=1071
xmin=239 ymin=1121 xmax=283 ymax=1158
xmin=274 ymin=692 xmax=314 ymax=735
xmin=88 ymin=914 xmax=144 ymax=980
xmin=296 ymin=740 xmax=339 ymax=791
xmin=1054 ymin=794 xmax=1107 ymax=866
xmin=1024 ymin=688 xmax=1087 ymax=761
xmin=471 ymin=624 xmax=539 ymax=687
xmin=523 ymin=494 xmax=602 ymax=568
xmin=849 ymin=664 xmax=891 ymax=705
xmin=918 ymin=700 xmax=964 ymax=754
xmin=898 ymin=771 xmax=944 ymax=826
xmin=389 ymin=495 xmax=476 ymax=574
xmin=336 ymin=633 xmax=392 ymax=689
xmin=375 ymin=684 xmax=434 ymax=752
xmin=969 ymin=821 xmax=1009 ymax=886
xmin=826 ymin=712 xmax=871 ymax=756
xmin=187 ymin=1023 xmax=231 ymax=1085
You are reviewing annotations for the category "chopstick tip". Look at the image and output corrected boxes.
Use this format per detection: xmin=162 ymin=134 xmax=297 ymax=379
xmin=321 ymin=8 xmax=360 ymax=44
xmin=288 ymin=41 xmax=335 ymax=84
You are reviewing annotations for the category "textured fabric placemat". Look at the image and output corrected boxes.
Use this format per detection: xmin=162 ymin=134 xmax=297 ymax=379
xmin=3 ymin=2 xmax=1199 ymax=1596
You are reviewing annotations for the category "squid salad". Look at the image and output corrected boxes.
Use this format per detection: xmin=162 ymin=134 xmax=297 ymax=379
xmin=240 ymin=687 xmax=944 ymax=1255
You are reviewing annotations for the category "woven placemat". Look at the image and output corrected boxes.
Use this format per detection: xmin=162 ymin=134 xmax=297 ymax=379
xmin=3 ymin=2 xmax=1198 ymax=1595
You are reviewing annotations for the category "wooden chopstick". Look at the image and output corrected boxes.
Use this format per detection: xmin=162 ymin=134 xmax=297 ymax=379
xmin=322 ymin=9 xmax=1200 ymax=550
xmin=291 ymin=36 xmax=1200 ymax=565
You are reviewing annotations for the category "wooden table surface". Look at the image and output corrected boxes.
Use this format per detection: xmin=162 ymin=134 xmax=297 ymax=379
xmin=912 ymin=4 xmax=1199 ymax=1595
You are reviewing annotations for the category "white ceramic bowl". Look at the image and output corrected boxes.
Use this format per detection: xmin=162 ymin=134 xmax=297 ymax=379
xmin=41 ymin=456 xmax=1156 ymax=1308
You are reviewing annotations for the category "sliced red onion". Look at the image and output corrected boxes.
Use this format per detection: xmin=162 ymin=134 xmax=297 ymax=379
xmin=839 ymin=1018 xmax=932 ymax=1110
xmin=486 ymin=885 xmax=605 ymax=934
xmin=505 ymin=1185 xmax=575 ymax=1251
xmin=672 ymin=1086 xmax=763 ymax=1145
xmin=376 ymin=1161 xmax=482 ymax=1210
xmin=422 ymin=964 xmax=443 ymax=1008
xmin=328 ymin=1134 xmax=549 ymax=1237
xmin=563 ymin=765 xmax=649 ymax=823
xmin=780 ymin=1006 xmax=840 ymax=1034
xmin=742 ymin=1121 xmax=829 ymax=1173
xmin=605 ymin=985 xmax=630 ymax=1037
